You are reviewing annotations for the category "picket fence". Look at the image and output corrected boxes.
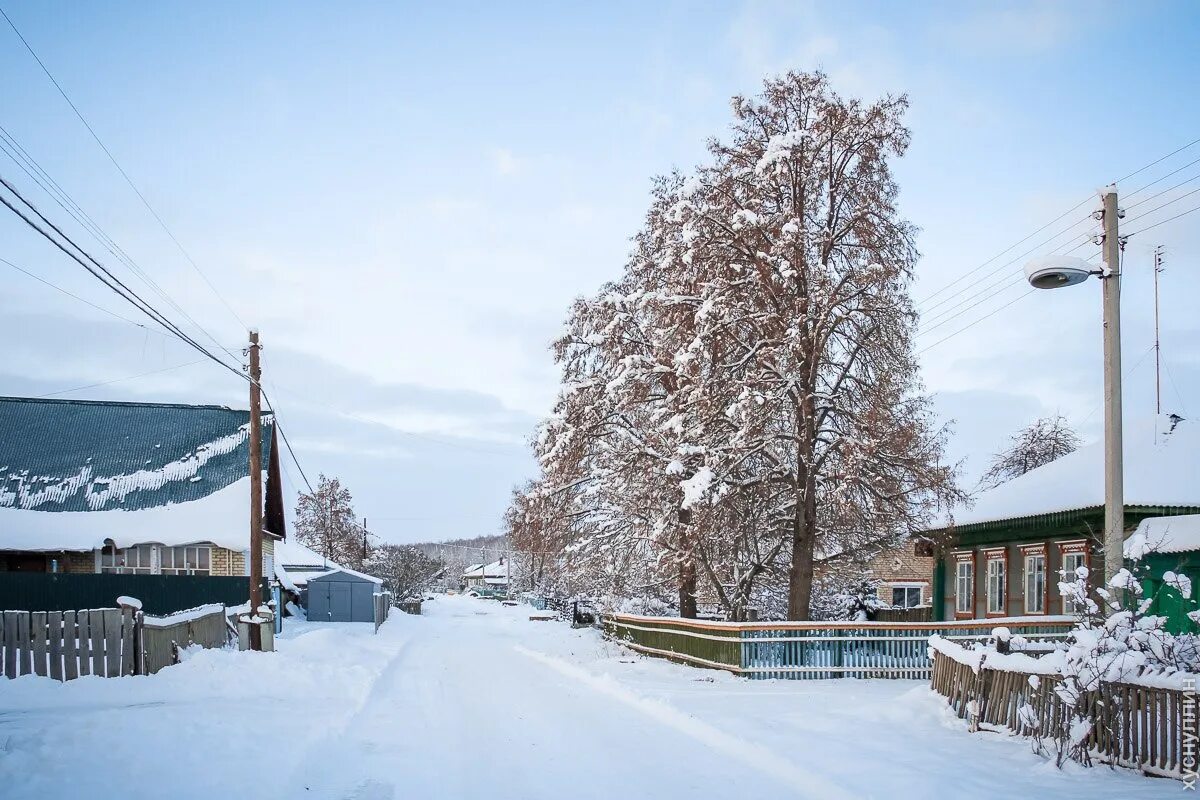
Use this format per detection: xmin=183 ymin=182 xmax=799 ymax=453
xmin=603 ymin=613 xmax=1073 ymax=680
xmin=0 ymin=608 xmax=139 ymax=680
xmin=930 ymin=648 xmax=1193 ymax=780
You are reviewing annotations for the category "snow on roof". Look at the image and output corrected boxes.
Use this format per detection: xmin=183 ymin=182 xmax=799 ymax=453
xmin=1127 ymin=514 xmax=1200 ymax=556
xmin=463 ymin=559 xmax=507 ymax=579
xmin=0 ymin=476 xmax=257 ymax=552
xmin=306 ymin=565 xmax=384 ymax=585
xmin=937 ymin=416 xmax=1199 ymax=530
xmin=273 ymin=538 xmax=344 ymax=589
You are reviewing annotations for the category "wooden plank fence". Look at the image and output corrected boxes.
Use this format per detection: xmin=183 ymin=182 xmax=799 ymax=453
xmin=374 ymin=591 xmax=394 ymax=633
xmin=930 ymin=649 xmax=1192 ymax=780
xmin=141 ymin=605 xmax=230 ymax=674
xmin=1 ymin=608 xmax=139 ymax=680
xmin=603 ymin=613 xmax=1074 ymax=680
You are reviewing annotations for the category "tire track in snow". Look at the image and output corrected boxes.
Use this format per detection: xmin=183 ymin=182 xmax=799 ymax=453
xmin=513 ymin=644 xmax=855 ymax=800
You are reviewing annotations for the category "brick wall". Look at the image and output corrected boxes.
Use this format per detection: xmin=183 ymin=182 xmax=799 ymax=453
xmin=869 ymin=542 xmax=935 ymax=605
xmin=211 ymin=547 xmax=246 ymax=577
xmin=62 ymin=551 xmax=95 ymax=573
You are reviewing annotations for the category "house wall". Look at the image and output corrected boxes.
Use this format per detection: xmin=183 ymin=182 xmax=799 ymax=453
xmin=869 ymin=542 xmax=935 ymax=607
xmin=941 ymin=537 xmax=1098 ymax=620
xmin=212 ymin=546 xmax=245 ymax=577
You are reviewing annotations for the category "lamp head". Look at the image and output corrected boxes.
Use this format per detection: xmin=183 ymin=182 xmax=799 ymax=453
xmin=1024 ymin=255 xmax=1098 ymax=290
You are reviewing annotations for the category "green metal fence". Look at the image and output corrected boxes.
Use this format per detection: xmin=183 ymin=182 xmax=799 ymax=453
xmin=604 ymin=613 xmax=1074 ymax=680
xmin=0 ymin=574 xmax=269 ymax=615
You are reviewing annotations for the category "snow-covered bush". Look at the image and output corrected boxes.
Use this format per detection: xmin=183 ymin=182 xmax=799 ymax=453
xmin=1046 ymin=552 xmax=1200 ymax=767
xmin=810 ymin=574 xmax=887 ymax=621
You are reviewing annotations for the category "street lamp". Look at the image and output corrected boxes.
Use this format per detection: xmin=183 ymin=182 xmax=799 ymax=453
xmin=1024 ymin=186 xmax=1124 ymax=594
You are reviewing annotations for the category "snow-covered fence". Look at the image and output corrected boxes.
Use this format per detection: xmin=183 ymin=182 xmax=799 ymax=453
xmin=141 ymin=604 xmax=230 ymax=674
xmin=602 ymin=613 xmax=1073 ymax=680
xmin=374 ymin=591 xmax=394 ymax=633
xmin=0 ymin=608 xmax=139 ymax=681
xmin=929 ymin=645 xmax=1192 ymax=780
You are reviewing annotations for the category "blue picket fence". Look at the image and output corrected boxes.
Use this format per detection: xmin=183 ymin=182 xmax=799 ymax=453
xmin=604 ymin=613 xmax=1073 ymax=680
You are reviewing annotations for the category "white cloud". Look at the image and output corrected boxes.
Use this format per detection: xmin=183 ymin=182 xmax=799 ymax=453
xmin=490 ymin=147 xmax=521 ymax=176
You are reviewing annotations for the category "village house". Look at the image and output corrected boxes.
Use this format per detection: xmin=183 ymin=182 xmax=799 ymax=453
xmin=462 ymin=558 xmax=509 ymax=592
xmin=927 ymin=415 xmax=1199 ymax=622
xmin=0 ymin=396 xmax=285 ymax=587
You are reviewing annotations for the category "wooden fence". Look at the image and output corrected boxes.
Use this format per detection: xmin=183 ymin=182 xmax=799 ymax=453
xmin=930 ymin=649 xmax=1191 ymax=780
xmin=396 ymin=599 xmax=422 ymax=616
xmin=1 ymin=608 xmax=139 ymax=680
xmin=141 ymin=605 xmax=230 ymax=674
xmin=603 ymin=613 xmax=1074 ymax=680
xmin=374 ymin=591 xmax=394 ymax=633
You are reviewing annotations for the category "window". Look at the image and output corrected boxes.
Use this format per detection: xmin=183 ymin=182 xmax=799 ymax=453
xmin=954 ymin=553 xmax=974 ymax=615
xmin=891 ymin=585 xmax=922 ymax=608
xmin=986 ymin=551 xmax=1007 ymax=615
xmin=160 ymin=545 xmax=211 ymax=576
xmin=99 ymin=544 xmax=154 ymax=574
xmin=1059 ymin=541 xmax=1090 ymax=613
xmin=1024 ymin=548 xmax=1047 ymax=614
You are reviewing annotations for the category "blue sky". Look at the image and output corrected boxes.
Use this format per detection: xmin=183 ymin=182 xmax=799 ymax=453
xmin=2 ymin=1 xmax=1198 ymax=543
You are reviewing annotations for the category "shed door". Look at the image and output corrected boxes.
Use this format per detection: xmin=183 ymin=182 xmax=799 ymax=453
xmin=329 ymin=583 xmax=352 ymax=621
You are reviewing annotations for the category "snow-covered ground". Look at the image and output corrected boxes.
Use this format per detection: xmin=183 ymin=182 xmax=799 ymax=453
xmin=0 ymin=595 xmax=1181 ymax=799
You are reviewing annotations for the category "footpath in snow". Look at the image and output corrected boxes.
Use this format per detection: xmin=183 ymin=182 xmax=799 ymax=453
xmin=0 ymin=594 xmax=1183 ymax=800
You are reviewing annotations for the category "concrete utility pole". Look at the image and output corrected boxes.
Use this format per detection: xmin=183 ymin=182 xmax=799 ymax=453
xmin=1153 ymin=246 xmax=1164 ymax=415
xmin=1100 ymin=188 xmax=1125 ymax=590
xmin=248 ymin=329 xmax=264 ymax=651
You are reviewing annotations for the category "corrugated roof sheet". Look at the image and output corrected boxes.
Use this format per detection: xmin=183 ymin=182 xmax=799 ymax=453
xmin=0 ymin=396 xmax=273 ymax=513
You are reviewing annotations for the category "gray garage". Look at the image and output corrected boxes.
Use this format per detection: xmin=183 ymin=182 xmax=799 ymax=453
xmin=305 ymin=567 xmax=384 ymax=622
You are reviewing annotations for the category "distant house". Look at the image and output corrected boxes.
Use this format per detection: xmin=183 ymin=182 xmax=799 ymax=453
xmin=927 ymin=415 xmax=1199 ymax=621
xmin=462 ymin=558 xmax=508 ymax=592
xmin=0 ymin=396 xmax=285 ymax=579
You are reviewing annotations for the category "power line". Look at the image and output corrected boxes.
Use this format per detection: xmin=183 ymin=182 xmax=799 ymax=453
xmin=1121 ymin=185 xmax=1200 ymax=228
xmin=917 ymin=134 xmax=1200 ymax=310
xmin=1124 ymin=203 xmax=1200 ymax=238
xmin=917 ymin=289 xmax=1036 ymax=355
xmin=1113 ymin=135 xmax=1200 ymax=186
xmin=1122 ymin=155 xmax=1200 ymax=201
xmin=0 ymin=174 xmax=247 ymax=384
xmin=0 ymin=127 xmax=242 ymax=365
xmin=35 ymin=359 xmax=206 ymax=398
xmin=914 ymin=198 xmax=1093 ymax=306
xmin=1 ymin=253 xmax=167 ymax=335
xmin=0 ymin=4 xmax=249 ymax=332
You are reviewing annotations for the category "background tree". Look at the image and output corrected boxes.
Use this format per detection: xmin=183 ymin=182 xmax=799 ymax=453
xmin=365 ymin=544 xmax=445 ymax=600
xmin=293 ymin=474 xmax=365 ymax=569
xmin=979 ymin=414 xmax=1081 ymax=490
xmin=528 ymin=71 xmax=962 ymax=620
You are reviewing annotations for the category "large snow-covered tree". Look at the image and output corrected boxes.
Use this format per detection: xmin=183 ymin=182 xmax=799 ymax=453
xmin=979 ymin=414 xmax=1081 ymax=490
xmin=526 ymin=72 xmax=962 ymax=620
xmin=293 ymin=474 xmax=365 ymax=569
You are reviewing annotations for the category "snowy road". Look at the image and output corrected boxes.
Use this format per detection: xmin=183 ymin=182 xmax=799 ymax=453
xmin=0 ymin=595 xmax=1182 ymax=799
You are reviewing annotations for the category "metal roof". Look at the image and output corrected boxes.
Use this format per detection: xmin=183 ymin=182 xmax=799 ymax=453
xmin=0 ymin=396 xmax=273 ymax=513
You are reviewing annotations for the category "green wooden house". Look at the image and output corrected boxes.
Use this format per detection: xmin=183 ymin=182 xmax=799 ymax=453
xmin=1126 ymin=514 xmax=1200 ymax=633
xmin=927 ymin=416 xmax=1199 ymax=622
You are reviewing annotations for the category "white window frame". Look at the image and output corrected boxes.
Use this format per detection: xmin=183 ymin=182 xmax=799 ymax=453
xmin=985 ymin=549 xmax=1007 ymax=616
xmin=888 ymin=583 xmax=924 ymax=608
xmin=98 ymin=542 xmax=212 ymax=575
xmin=1058 ymin=540 xmax=1090 ymax=613
xmin=954 ymin=552 xmax=975 ymax=616
xmin=1023 ymin=545 xmax=1047 ymax=615
xmin=159 ymin=545 xmax=212 ymax=576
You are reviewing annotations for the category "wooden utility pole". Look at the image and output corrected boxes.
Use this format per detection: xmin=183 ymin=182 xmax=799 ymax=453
xmin=248 ymin=329 xmax=264 ymax=651
xmin=362 ymin=517 xmax=369 ymax=564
